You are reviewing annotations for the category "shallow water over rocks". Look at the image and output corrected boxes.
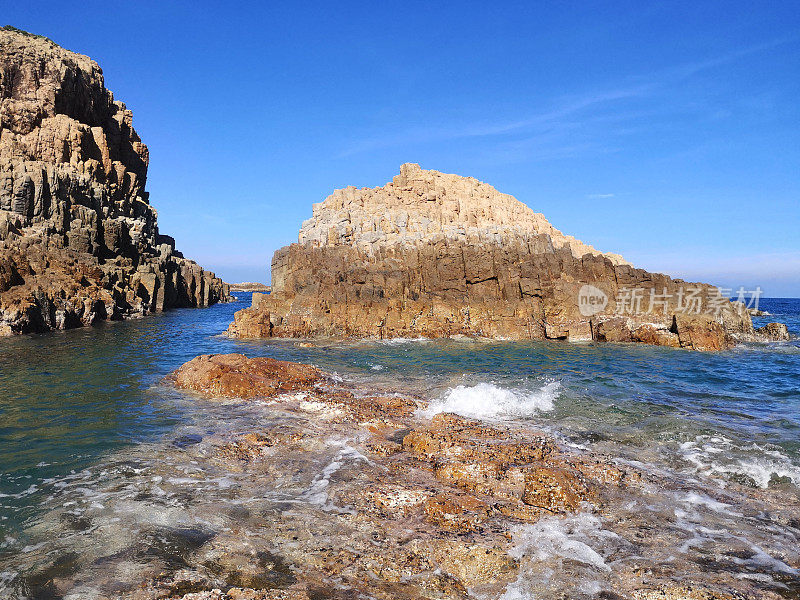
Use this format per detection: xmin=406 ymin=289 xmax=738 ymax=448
xmin=1 ymin=295 xmax=799 ymax=598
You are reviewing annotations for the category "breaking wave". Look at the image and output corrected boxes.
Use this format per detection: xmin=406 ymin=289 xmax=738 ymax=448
xmin=421 ymin=381 xmax=560 ymax=420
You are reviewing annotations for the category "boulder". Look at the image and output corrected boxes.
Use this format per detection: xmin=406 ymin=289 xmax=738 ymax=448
xmin=171 ymin=353 xmax=325 ymax=399
xmin=755 ymin=322 xmax=790 ymax=341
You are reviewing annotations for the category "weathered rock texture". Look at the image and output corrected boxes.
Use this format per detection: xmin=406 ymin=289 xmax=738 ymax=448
xmin=0 ymin=27 xmax=229 ymax=335
xmin=154 ymin=354 xmax=795 ymax=600
xmin=230 ymin=163 xmax=753 ymax=350
xmin=171 ymin=353 xmax=324 ymax=399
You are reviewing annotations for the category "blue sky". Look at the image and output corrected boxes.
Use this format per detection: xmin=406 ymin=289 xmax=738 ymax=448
xmin=6 ymin=1 xmax=800 ymax=295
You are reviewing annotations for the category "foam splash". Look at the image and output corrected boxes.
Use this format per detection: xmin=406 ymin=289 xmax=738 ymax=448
xmin=500 ymin=513 xmax=619 ymax=599
xmin=301 ymin=442 xmax=370 ymax=510
xmin=376 ymin=337 xmax=431 ymax=345
xmin=679 ymin=491 xmax=741 ymax=516
xmin=420 ymin=381 xmax=559 ymax=420
xmin=680 ymin=435 xmax=800 ymax=488
xmin=507 ymin=513 xmax=615 ymax=571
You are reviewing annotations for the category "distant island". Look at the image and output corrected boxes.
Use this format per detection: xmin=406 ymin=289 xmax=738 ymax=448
xmin=229 ymin=282 xmax=271 ymax=293
xmin=230 ymin=163 xmax=788 ymax=350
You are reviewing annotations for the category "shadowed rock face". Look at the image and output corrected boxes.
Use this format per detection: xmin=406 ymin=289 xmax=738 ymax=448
xmin=0 ymin=27 xmax=229 ymax=335
xmin=229 ymin=163 xmax=752 ymax=350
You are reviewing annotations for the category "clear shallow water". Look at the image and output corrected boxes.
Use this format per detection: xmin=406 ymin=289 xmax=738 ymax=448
xmin=0 ymin=294 xmax=798 ymax=594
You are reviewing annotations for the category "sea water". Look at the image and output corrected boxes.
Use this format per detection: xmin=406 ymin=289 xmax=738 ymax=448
xmin=1 ymin=294 xmax=798 ymax=597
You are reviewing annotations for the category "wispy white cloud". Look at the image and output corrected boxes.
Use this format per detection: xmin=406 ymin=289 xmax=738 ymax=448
xmin=587 ymin=193 xmax=615 ymax=199
xmin=338 ymin=35 xmax=798 ymax=158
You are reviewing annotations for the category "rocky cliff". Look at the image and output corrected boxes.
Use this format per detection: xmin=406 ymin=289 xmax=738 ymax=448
xmin=0 ymin=27 xmax=229 ymax=335
xmin=229 ymin=163 xmax=758 ymax=350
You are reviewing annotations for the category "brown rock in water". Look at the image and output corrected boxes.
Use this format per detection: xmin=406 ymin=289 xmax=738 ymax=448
xmin=0 ymin=27 xmax=229 ymax=335
xmin=755 ymin=322 xmax=790 ymax=341
xmin=423 ymin=493 xmax=490 ymax=533
xmin=229 ymin=163 xmax=753 ymax=350
xmin=521 ymin=466 xmax=591 ymax=513
xmin=171 ymin=354 xmax=325 ymax=399
xmin=427 ymin=541 xmax=517 ymax=587
xmin=632 ymin=586 xmax=747 ymax=600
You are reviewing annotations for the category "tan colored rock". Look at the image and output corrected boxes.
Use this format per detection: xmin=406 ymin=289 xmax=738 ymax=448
xmin=428 ymin=541 xmax=517 ymax=586
xmin=229 ymin=164 xmax=755 ymax=350
xmin=171 ymin=354 xmax=325 ymax=399
xmin=521 ymin=466 xmax=592 ymax=513
xmin=423 ymin=493 xmax=490 ymax=533
xmin=633 ymin=323 xmax=681 ymax=348
xmin=632 ymin=585 xmax=746 ymax=600
xmin=0 ymin=27 xmax=229 ymax=335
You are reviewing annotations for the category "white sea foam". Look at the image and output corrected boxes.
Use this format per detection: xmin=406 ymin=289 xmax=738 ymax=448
xmin=500 ymin=513 xmax=619 ymax=599
xmin=420 ymin=381 xmax=559 ymax=420
xmin=680 ymin=435 xmax=800 ymax=488
xmin=679 ymin=491 xmax=741 ymax=516
xmin=507 ymin=513 xmax=616 ymax=571
xmin=301 ymin=442 xmax=370 ymax=510
xmin=377 ymin=337 xmax=431 ymax=345
xmin=0 ymin=570 xmax=17 ymax=592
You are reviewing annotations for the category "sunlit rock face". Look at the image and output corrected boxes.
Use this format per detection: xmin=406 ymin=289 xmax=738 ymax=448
xmin=0 ymin=27 xmax=228 ymax=335
xmin=230 ymin=163 xmax=751 ymax=349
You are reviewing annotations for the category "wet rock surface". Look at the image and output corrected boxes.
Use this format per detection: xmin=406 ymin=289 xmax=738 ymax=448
xmin=0 ymin=28 xmax=229 ymax=335
xmin=4 ymin=353 xmax=798 ymax=599
xmin=755 ymin=322 xmax=791 ymax=342
xmin=171 ymin=354 xmax=326 ymax=400
xmin=229 ymin=163 xmax=757 ymax=350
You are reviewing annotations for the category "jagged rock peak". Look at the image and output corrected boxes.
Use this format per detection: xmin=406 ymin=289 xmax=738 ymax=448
xmin=298 ymin=163 xmax=628 ymax=266
xmin=0 ymin=27 xmax=229 ymax=335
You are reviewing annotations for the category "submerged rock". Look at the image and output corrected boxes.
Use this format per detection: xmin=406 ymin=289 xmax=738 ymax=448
xmin=229 ymin=164 xmax=753 ymax=350
xmin=0 ymin=27 xmax=229 ymax=335
xmin=8 ymin=351 xmax=796 ymax=599
xmin=156 ymin=353 xmax=643 ymax=597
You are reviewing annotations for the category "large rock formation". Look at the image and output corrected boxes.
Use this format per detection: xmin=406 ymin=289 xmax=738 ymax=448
xmin=0 ymin=27 xmax=229 ymax=335
xmin=230 ymin=163 xmax=756 ymax=350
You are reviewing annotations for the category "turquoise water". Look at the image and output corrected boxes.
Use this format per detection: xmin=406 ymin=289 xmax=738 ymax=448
xmin=0 ymin=294 xmax=799 ymax=589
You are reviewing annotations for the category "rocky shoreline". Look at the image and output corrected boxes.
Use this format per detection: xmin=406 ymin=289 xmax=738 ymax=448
xmin=0 ymin=28 xmax=229 ymax=335
xmin=3 ymin=348 xmax=797 ymax=599
xmin=59 ymin=352 xmax=793 ymax=600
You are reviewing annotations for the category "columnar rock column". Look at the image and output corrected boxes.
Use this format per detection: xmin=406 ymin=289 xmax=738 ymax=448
xmin=0 ymin=27 xmax=229 ymax=335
